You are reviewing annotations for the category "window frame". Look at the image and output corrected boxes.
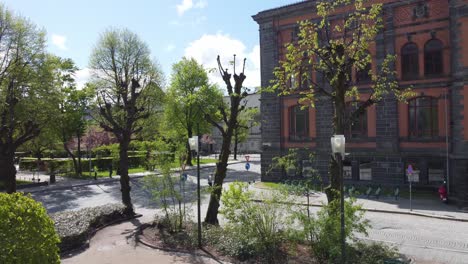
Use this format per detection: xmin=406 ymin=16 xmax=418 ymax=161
xmin=345 ymin=101 xmax=368 ymax=139
xmin=401 ymin=42 xmax=419 ymax=80
xmin=289 ymin=105 xmax=310 ymax=142
xmin=424 ymin=39 xmax=444 ymax=77
xmin=408 ymin=96 xmax=439 ymax=139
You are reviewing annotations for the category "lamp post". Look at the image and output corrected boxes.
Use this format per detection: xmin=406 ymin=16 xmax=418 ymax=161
xmin=188 ymin=128 xmax=202 ymax=248
xmin=331 ymin=134 xmax=346 ymax=264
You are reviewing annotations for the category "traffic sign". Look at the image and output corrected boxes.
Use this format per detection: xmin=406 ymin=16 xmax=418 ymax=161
xmin=407 ymin=164 xmax=413 ymax=175
xmin=245 ymin=155 xmax=250 ymax=162
xmin=245 ymin=162 xmax=250 ymax=171
xmin=181 ymin=173 xmax=188 ymax=182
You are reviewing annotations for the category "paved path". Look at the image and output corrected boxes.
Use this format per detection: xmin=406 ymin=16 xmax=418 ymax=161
xmin=62 ymin=215 xmax=221 ymax=264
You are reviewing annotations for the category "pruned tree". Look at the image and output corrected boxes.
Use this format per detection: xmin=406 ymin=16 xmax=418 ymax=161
xmin=270 ymin=0 xmax=414 ymax=202
xmin=203 ymin=55 xmax=248 ymax=225
xmin=0 ymin=5 xmax=62 ymax=193
xmin=89 ymin=28 xmax=163 ymax=214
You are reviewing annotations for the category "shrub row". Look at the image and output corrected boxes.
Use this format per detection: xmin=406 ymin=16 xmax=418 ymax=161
xmin=50 ymin=203 xmax=130 ymax=253
xmin=19 ymin=156 xmax=146 ymax=172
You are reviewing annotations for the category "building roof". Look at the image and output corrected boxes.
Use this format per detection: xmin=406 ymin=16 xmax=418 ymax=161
xmin=252 ymin=1 xmax=316 ymax=23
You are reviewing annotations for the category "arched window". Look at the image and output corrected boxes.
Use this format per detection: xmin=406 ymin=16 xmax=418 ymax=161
xmin=289 ymin=105 xmax=309 ymax=141
xmin=408 ymin=96 xmax=438 ymax=138
xmin=424 ymin=39 xmax=443 ymax=76
xmin=345 ymin=101 xmax=368 ymax=138
xmin=401 ymin=42 xmax=419 ymax=80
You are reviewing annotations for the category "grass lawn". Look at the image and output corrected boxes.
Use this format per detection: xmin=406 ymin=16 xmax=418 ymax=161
xmin=78 ymin=158 xmax=219 ymax=179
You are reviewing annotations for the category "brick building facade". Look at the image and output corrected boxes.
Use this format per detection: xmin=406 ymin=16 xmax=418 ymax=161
xmin=253 ymin=0 xmax=468 ymax=206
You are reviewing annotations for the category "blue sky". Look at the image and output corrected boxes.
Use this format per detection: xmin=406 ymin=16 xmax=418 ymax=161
xmin=2 ymin=0 xmax=296 ymax=88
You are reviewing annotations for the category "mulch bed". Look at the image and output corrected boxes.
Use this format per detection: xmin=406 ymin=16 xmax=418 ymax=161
xmin=138 ymin=223 xmax=315 ymax=264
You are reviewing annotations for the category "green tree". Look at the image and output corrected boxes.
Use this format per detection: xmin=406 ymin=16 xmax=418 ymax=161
xmin=90 ymin=28 xmax=164 ymax=214
xmin=232 ymin=106 xmax=259 ymax=160
xmin=203 ymin=55 xmax=249 ymax=225
xmin=269 ymin=0 xmax=414 ymax=202
xmin=57 ymin=75 xmax=93 ymax=177
xmin=0 ymin=5 xmax=62 ymax=193
xmin=164 ymin=57 xmax=218 ymax=165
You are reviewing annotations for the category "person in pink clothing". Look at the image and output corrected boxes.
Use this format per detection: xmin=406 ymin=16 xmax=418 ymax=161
xmin=438 ymin=181 xmax=447 ymax=203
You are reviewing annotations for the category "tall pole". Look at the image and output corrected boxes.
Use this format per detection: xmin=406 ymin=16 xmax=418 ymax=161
xmin=445 ymin=91 xmax=450 ymax=194
xmin=338 ymin=153 xmax=346 ymax=264
xmin=197 ymin=123 xmax=202 ymax=248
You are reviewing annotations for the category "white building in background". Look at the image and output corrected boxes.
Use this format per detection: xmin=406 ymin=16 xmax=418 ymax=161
xmin=211 ymin=93 xmax=261 ymax=154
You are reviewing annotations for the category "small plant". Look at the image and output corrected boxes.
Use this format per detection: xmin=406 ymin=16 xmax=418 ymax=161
xmin=0 ymin=193 xmax=60 ymax=263
xmin=143 ymin=141 xmax=188 ymax=233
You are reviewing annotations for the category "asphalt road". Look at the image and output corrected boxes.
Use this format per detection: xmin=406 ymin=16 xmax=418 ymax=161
xmin=31 ymin=160 xmax=468 ymax=264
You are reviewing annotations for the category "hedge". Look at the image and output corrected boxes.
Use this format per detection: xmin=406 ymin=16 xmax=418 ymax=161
xmin=19 ymin=156 xmax=146 ymax=173
xmin=50 ymin=204 xmax=130 ymax=253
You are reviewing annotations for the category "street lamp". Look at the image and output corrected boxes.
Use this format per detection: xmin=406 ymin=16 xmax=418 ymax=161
xmin=331 ymin=134 xmax=346 ymax=264
xmin=188 ymin=131 xmax=202 ymax=248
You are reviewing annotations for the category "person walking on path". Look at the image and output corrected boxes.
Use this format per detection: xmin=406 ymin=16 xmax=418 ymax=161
xmin=108 ymin=163 xmax=113 ymax=178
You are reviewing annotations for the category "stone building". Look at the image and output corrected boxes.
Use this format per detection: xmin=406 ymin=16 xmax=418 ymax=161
xmin=211 ymin=93 xmax=262 ymax=154
xmin=253 ymin=0 xmax=468 ymax=206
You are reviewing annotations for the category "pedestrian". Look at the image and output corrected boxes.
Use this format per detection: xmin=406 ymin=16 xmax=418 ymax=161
xmin=208 ymin=174 xmax=213 ymax=187
xmin=93 ymin=165 xmax=98 ymax=180
xmin=108 ymin=163 xmax=113 ymax=178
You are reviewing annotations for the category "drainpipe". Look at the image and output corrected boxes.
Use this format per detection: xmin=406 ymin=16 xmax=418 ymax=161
xmin=445 ymin=91 xmax=450 ymax=194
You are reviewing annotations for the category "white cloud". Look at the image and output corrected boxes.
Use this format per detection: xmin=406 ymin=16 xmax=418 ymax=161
xmin=74 ymin=68 xmax=91 ymax=89
xmin=184 ymin=33 xmax=260 ymax=89
xmin=166 ymin=44 xmax=176 ymax=52
xmin=176 ymin=0 xmax=207 ymax=16
xmin=51 ymin=34 xmax=67 ymax=50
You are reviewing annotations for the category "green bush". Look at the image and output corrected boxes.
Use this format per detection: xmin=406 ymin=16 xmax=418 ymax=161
xmin=219 ymin=182 xmax=289 ymax=261
xmin=304 ymin=198 xmax=370 ymax=263
xmin=0 ymin=193 xmax=60 ymax=264
xmin=348 ymin=242 xmax=401 ymax=264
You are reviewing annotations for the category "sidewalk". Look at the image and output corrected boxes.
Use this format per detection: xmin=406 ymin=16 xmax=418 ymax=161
xmin=19 ymin=159 xmax=242 ymax=194
xmin=252 ymin=184 xmax=468 ymax=221
xmin=61 ymin=213 xmax=222 ymax=264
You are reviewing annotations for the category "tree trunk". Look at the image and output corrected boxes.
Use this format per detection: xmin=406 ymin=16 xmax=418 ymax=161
xmin=77 ymin=134 xmax=82 ymax=176
xmin=0 ymin=154 xmax=17 ymax=193
xmin=63 ymin=142 xmax=79 ymax=177
xmin=325 ymin=77 xmax=346 ymax=203
xmin=186 ymin=128 xmax=193 ymax=166
xmin=233 ymin=128 xmax=238 ymax=160
xmin=119 ymin=135 xmax=134 ymax=215
xmin=204 ymin=133 xmax=232 ymax=225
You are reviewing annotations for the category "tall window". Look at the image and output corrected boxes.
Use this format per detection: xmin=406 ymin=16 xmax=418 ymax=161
xmin=408 ymin=96 xmax=438 ymax=138
xmin=356 ymin=51 xmax=371 ymax=83
xmin=356 ymin=63 xmax=371 ymax=83
xmin=289 ymin=105 xmax=309 ymax=141
xmin=401 ymin=42 xmax=419 ymax=80
xmin=345 ymin=102 xmax=368 ymax=138
xmin=424 ymin=39 xmax=443 ymax=76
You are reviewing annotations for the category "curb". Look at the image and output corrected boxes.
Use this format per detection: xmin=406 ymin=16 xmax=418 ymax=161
xmin=25 ymin=160 xmax=243 ymax=194
xmin=251 ymin=198 xmax=468 ymax=222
